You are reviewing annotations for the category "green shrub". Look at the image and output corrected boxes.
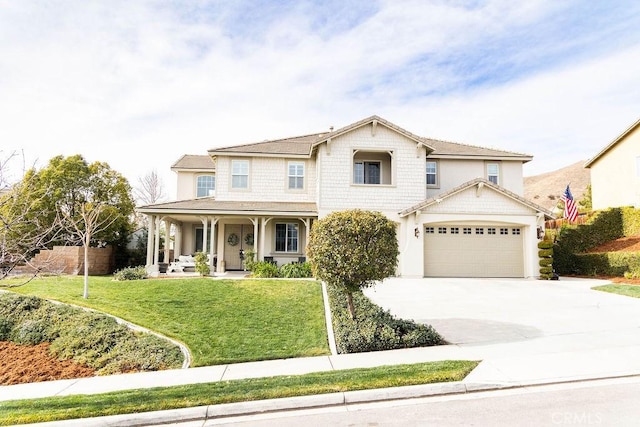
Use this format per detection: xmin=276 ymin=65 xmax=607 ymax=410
xmin=539 ymin=258 xmax=554 ymax=267
xmin=538 ymin=241 xmax=554 ymax=250
xmin=0 ymin=318 xmax=13 ymax=340
xmin=251 ymin=261 xmax=279 ymax=278
xmin=194 ymin=252 xmax=210 ymax=276
xmin=113 ymin=266 xmax=147 ymax=281
xmin=243 ymin=249 xmax=257 ymax=272
xmin=308 ymin=209 xmax=399 ymax=319
xmin=539 ymin=266 xmax=553 ymax=275
xmin=0 ymin=293 xmax=183 ymax=374
xmin=11 ymin=319 xmax=50 ymax=345
xmin=326 ymin=285 xmax=443 ymax=353
xmin=279 ymin=262 xmax=312 ymax=278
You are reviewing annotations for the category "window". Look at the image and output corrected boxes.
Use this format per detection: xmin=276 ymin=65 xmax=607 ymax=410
xmin=438 ymin=227 xmax=447 ymax=234
xmin=275 ymin=223 xmax=299 ymax=252
xmin=500 ymin=228 xmax=509 ymax=235
xmin=488 ymin=228 xmax=496 ymax=235
xmin=354 ymin=161 xmax=381 ymax=184
xmin=476 ymin=228 xmax=484 ymax=235
xmin=196 ymin=175 xmax=215 ymax=197
xmin=450 ymin=227 xmax=459 ymax=234
xmin=512 ymin=228 xmax=521 ymax=235
xmin=463 ymin=227 xmax=472 ymax=235
xmin=353 ymin=150 xmax=392 ymax=185
xmin=426 ymin=161 xmax=438 ymax=187
xmin=425 ymin=227 xmax=435 ymax=234
xmin=487 ymin=163 xmax=499 ymax=185
xmin=231 ymin=160 xmax=249 ymax=189
xmin=288 ymin=162 xmax=304 ymax=189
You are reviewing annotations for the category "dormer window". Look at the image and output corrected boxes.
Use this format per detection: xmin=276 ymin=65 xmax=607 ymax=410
xmin=196 ymin=175 xmax=215 ymax=197
xmin=353 ymin=150 xmax=392 ymax=185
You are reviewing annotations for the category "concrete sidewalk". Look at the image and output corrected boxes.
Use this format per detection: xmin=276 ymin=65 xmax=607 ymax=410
xmin=6 ymin=276 xmax=640 ymax=425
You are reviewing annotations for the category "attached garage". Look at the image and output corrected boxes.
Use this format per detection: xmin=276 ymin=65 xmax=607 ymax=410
xmin=423 ymin=224 xmax=524 ymax=278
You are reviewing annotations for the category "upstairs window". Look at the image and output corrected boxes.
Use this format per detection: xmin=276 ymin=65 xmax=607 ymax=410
xmin=231 ymin=160 xmax=249 ymax=189
xmin=353 ymin=150 xmax=392 ymax=185
xmin=354 ymin=161 xmax=380 ymax=184
xmin=486 ymin=163 xmax=500 ymax=185
xmin=288 ymin=161 xmax=305 ymax=189
xmin=426 ymin=161 xmax=438 ymax=187
xmin=196 ymin=175 xmax=215 ymax=197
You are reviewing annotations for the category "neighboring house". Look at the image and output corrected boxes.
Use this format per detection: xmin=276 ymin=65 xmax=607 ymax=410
xmin=138 ymin=115 xmax=553 ymax=278
xmin=585 ymin=118 xmax=640 ymax=210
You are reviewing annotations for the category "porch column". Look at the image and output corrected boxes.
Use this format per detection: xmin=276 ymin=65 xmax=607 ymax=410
xmin=300 ymin=218 xmax=311 ymax=257
xmin=163 ymin=219 xmax=171 ymax=263
xmin=252 ymin=217 xmax=259 ymax=259
xmin=201 ymin=217 xmax=208 ymax=255
xmin=153 ymin=216 xmax=161 ymax=267
xmin=209 ymin=217 xmax=218 ymax=271
xmin=174 ymin=223 xmax=182 ymax=259
xmin=146 ymin=214 xmax=155 ymax=266
xmin=260 ymin=217 xmax=273 ymax=261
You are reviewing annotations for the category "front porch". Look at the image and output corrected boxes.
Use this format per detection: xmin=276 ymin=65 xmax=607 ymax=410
xmin=137 ymin=199 xmax=318 ymax=275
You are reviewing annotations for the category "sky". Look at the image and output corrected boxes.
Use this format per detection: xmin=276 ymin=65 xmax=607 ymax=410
xmin=1 ymin=0 xmax=639 ymax=200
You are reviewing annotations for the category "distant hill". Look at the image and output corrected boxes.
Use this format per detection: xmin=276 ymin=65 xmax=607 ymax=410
xmin=524 ymin=161 xmax=590 ymax=212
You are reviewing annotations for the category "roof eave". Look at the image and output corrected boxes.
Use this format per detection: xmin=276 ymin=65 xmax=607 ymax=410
xmin=585 ymin=117 xmax=640 ymax=168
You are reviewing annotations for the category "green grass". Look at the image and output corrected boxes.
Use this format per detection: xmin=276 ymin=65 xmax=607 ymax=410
xmin=593 ymin=284 xmax=640 ymax=298
xmin=0 ymin=360 xmax=479 ymax=425
xmin=5 ymin=276 xmax=329 ymax=366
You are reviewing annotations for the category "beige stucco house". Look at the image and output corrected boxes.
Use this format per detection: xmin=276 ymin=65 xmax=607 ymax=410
xmin=138 ymin=115 xmax=552 ymax=278
xmin=585 ymin=118 xmax=640 ymax=210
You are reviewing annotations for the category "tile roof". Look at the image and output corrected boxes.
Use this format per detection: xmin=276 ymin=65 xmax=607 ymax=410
xmin=206 ymin=115 xmax=532 ymax=161
xmin=210 ymin=133 xmax=325 ymax=157
xmin=138 ymin=198 xmax=317 ymax=215
xmin=426 ymin=139 xmax=532 ymax=160
xmin=171 ymin=154 xmax=216 ymax=170
xmin=399 ymin=178 xmax=554 ymax=218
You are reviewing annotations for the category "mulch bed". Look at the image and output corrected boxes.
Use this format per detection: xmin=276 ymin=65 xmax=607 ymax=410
xmin=0 ymin=341 xmax=95 ymax=385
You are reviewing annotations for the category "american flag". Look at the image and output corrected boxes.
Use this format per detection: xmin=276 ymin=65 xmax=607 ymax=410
xmin=561 ymin=184 xmax=579 ymax=223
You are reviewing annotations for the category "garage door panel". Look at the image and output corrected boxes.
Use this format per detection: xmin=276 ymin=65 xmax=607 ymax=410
xmin=424 ymin=225 xmax=524 ymax=278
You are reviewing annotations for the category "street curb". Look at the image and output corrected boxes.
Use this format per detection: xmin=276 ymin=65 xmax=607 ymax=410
xmin=26 ymin=381 xmax=495 ymax=426
xmin=27 ymin=374 xmax=640 ymax=426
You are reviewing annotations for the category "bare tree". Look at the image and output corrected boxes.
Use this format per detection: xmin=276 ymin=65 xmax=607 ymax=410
xmin=135 ymin=170 xmax=166 ymax=206
xmin=59 ymin=201 xmax=119 ymax=298
xmin=0 ymin=151 xmax=61 ymax=285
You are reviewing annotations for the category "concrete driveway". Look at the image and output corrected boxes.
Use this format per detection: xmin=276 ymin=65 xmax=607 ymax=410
xmin=364 ymin=277 xmax=640 ymax=351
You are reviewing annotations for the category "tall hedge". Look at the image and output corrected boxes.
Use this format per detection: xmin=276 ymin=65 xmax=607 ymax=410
xmin=554 ymin=207 xmax=640 ymax=275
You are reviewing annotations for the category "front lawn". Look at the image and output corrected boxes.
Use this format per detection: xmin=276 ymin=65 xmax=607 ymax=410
xmin=0 ymin=360 xmax=479 ymax=425
xmin=6 ymin=276 xmax=329 ymax=366
xmin=593 ymin=284 xmax=640 ymax=299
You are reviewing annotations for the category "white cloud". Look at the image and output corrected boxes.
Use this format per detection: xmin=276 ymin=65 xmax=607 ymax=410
xmin=0 ymin=0 xmax=639 ymax=198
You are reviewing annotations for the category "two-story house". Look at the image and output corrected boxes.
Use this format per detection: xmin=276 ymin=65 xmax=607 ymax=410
xmin=138 ymin=116 xmax=552 ymax=278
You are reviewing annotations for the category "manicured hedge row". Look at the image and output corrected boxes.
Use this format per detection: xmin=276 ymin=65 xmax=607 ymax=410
xmin=554 ymin=207 xmax=640 ymax=275
xmin=0 ymin=293 xmax=184 ymax=374
xmin=325 ymin=285 xmax=444 ymax=353
xmin=572 ymin=252 xmax=640 ymax=278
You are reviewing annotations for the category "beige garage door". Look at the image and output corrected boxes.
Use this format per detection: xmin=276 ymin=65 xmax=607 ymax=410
xmin=424 ymin=225 xmax=524 ymax=278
